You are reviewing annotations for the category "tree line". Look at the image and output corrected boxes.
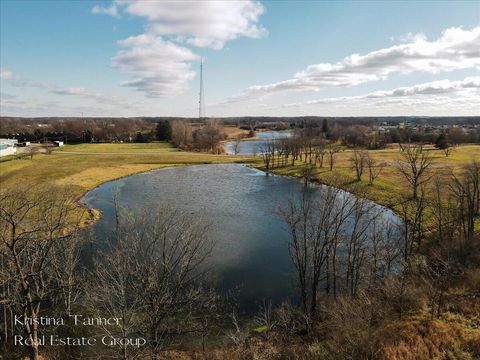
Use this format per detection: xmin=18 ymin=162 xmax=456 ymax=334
xmin=1 ymin=155 xmax=479 ymax=359
xmin=2 ymin=117 xmax=479 ymax=148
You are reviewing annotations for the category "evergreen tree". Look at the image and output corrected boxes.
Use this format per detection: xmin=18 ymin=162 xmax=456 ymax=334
xmin=83 ymin=130 xmax=93 ymax=143
xmin=156 ymin=120 xmax=172 ymax=141
xmin=321 ymin=118 xmax=330 ymax=134
xmin=435 ymin=132 xmax=449 ymax=149
xmin=135 ymin=132 xmax=145 ymax=143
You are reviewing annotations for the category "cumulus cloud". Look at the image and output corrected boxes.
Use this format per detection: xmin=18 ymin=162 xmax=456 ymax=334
xmin=112 ymin=34 xmax=199 ymax=97
xmin=92 ymin=1 xmax=266 ymax=97
xmin=94 ymin=0 xmax=266 ymax=49
xmin=282 ymin=76 xmax=480 ymax=108
xmin=0 ymin=69 xmax=14 ymax=80
xmin=91 ymin=3 xmax=119 ymax=17
xmin=231 ymin=26 xmax=480 ymax=101
xmin=366 ymin=76 xmax=480 ymax=98
xmin=122 ymin=0 xmax=266 ymax=49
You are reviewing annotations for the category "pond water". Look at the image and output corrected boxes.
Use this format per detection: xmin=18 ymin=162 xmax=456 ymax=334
xmin=224 ymin=131 xmax=292 ymax=155
xmin=82 ymin=164 xmax=399 ymax=313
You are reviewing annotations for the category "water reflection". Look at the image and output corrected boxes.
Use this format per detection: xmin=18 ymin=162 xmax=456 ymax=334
xmin=224 ymin=131 xmax=292 ymax=155
xmin=82 ymin=164 xmax=400 ymax=312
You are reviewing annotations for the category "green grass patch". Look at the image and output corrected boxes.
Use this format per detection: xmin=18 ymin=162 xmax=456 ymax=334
xmin=57 ymin=141 xmax=176 ymax=153
xmin=253 ymin=325 xmax=268 ymax=333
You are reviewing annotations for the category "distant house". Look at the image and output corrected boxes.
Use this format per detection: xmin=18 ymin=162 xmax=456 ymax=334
xmin=53 ymin=141 xmax=64 ymax=147
xmin=0 ymin=138 xmax=18 ymax=157
xmin=17 ymin=141 xmax=31 ymax=147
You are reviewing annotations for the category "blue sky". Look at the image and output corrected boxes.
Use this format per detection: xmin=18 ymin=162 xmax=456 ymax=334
xmin=1 ymin=0 xmax=479 ymax=117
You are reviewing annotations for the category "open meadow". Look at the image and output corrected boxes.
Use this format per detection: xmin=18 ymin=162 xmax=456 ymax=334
xmin=265 ymin=144 xmax=480 ymax=213
xmin=2 ymin=142 xmax=478 ymax=221
xmin=0 ymin=142 xmax=257 ymax=224
xmin=1 ymin=142 xmax=256 ymax=191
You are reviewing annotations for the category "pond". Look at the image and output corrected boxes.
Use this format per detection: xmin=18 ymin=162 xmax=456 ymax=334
xmin=224 ymin=131 xmax=292 ymax=155
xmin=82 ymin=164 xmax=400 ymax=313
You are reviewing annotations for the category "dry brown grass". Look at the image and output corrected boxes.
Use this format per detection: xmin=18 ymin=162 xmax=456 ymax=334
xmin=374 ymin=319 xmax=476 ymax=360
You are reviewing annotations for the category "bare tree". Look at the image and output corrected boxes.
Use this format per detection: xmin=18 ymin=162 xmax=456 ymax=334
xmin=86 ymin=229 xmax=146 ymax=360
xmin=259 ymin=140 xmax=276 ymax=170
xmin=313 ymin=144 xmax=327 ymax=168
xmin=43 ymin=145 xmax=53 ymax=155
xmin=27 ymin=146 xmax=38 ymax=159
xmin=344 ymin=199 xmax=378 ymax=296
xmin=398 ymin=187 xmax=428 ymax=260
xmin=449 ymin=161 xmax=480 ymax=240
xmin=422 ymin=248 xmax=462 ymax=319
xmin=327 ymin=144 xmax=341 ymax=171
xmin=300 ymin=163 xmax=315 ymax=187
xmin=278 ymin=185 xmax=357 ymax=320
xmin=0 ymin=185 xmax=83 ymax=360
xmin=225 ymin=310 xmax=248 ymax=350
xmin=395 ymin=145 xmax=434 ymax=200
xmin=430 ymin=178 xmax=457 ymax=243
xmin=232 ymin=135 xmax=242 ymax=155
xmin=87 ymin=207 xmax=215 ymax=359
xmin=193 ymin=119 xmax=226 ymax=153
xmin=171 ymin=120 xmax=193 ymax=149
xmin=350 ymin=150 xmax=367 ymax=181
xmin=365 ymin=153 xmax=385 ymax=186
xmin=51 ymin=232 xmax=85 ymax=317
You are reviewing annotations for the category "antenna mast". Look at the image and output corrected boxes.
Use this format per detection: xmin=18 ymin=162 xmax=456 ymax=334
xmin=198 ymin=57 xmax=205 ymax=119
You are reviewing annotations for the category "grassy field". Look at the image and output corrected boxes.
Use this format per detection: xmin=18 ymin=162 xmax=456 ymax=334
xmin=2 ymin=142 xmax=478 ymax=226
xmin=0 ymin=142 xmax=257 ymax=224
xmin=262 ymin=144 xmax=480 ymax=212
xmin=55 ymin=142 xmax=177 ymax=153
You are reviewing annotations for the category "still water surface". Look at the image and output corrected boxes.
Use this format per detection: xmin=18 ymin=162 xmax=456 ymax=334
xmin=224 ymin=131 xmax=291 ymax=155
xmin=82 ymin=164 xmax=399 ymax=312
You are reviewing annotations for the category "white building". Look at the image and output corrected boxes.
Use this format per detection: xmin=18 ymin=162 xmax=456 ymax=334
xmin=53 ymin=140 xmax=64 ymax=147
xmin=0 ymin=139 xmax=18 ymax=157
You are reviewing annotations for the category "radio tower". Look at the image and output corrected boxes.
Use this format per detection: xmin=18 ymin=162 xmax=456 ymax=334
xmin=198 ymin=57 xmax=205 ymax=119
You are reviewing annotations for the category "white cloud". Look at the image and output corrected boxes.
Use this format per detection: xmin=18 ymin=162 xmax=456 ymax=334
xmin=123 ymin=0 xmax=266 ymax=49
xmin=112 ymin=34 xmax=199 ymax=97
xmin=95 ymin=0 xmax=266 ymax=50
xmin=51 ymin=87 xmax=90 ymax=96
xmin=0 ymin=97 xmax=139 ymax=117
xmin=0 ymin=69 xmax=14 ymax=80
xmin=50 ymin=86 xmax=136 ymax=108
xmin=282 ymin=76 xmax=480 ymax=109
xmin=0 ymin=68 xmax=140 ymax=113
xmin=93 ymin=1 xmax=266 ymax=98
xmin=395 ymin=32 xmax=427 ymax=43
xmin=366 ymin=76 xmax=480 ymax=98
xmin=91 ymin=3 xmax=119 ymax=17
xmin=231 ymin=26 xmax=480 ymax=101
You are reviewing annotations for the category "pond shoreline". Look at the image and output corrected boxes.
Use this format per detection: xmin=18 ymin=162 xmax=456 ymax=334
xmin=77 ymin=158 xmax=402 ymax=231
xmin=75 ymin=164 xmax=187 ymax=227
xmin=81 ymin=163 xmax=401 ymax=311
xmin=252 ymin=163 xmax=402 ymax=222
